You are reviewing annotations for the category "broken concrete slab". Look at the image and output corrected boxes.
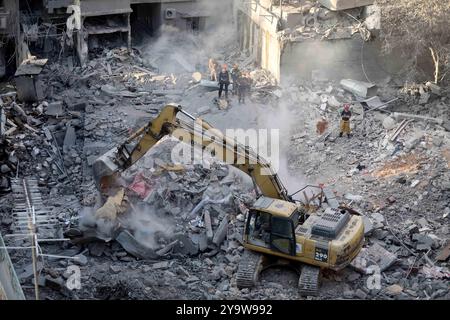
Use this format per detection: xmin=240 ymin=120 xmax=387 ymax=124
xmin=213 ymin=216 xmax=229 ymax=247
xmin=344 ymin=193 xmax=363 ymax=202
xmin=412 ymin=233 xmax=436 ymax=251
xmin=392 ymin=112 xmax=443 ymax=125
xmin=362 ymin=216 xmax=374 ymax=236
xmin=354 ymin=288 xmax=368 ymax=299
xmin=15 ymin=58 xmax=47 ymax=103
xmin=421 ymin=265 xmax=450 ymax=279
xmin=63 ymin=125 xmax=76 ymax=153
xmin=87 ymin=241 xmax=106 ymax=257
xmin=69 ymin=102 xmax=87 ymax=112
xmin=44 ymin=276 xmax=65 ymax=291
xmin=200 ymin=79 xmax=219 ymax=89
xmin=319 ymin=0 xmax=374 ymax=11
xmin=425 ymin=81 xmax=441 ymax=95
xmin=156 ymin=240 xmax=178 ymax=256
xmin=152 ymin=90 xmax=184 ymax=96
xmin=436 ymin=243 xmax=450 ymax=262
xmin=190 ymin=232 xmax=208 ymax=252
xmin=173 ymin=234 xmax=199 ymax=256
xmin=369 ymin=212 xmax=385 ymax=228
xmin=322 ymin=188 xmax=339 ymax=209
xmin=17 ymin=262 xmax=44 ymax=280
xmin=45 ymin=102 xmax=64 ymax=117
xmin=350 ymin=243 xmax=397 ymax=274
xmin=340 ymin=79 xmax=377 ymax=98
xmin=109 ymin=265 xmax=121 ymax=274
xmin=73 ymin=254 xmax=88 ymax=266
xmin=406 ymin=224 xmax=420 ymax=237
xmin=382 ymin=116 xmax=397 ymax=130
xmin=197 ymin=233 xmax=208 ymax=252
xmin=152 ymin=261 xmax=170 ymax=270
xmin=204 ymin=210 xmax=213 ymax=241
xmin=115 ymin=230 xmax=158 ymax=260
xmin=196 ymin=106 xmax=211 ymax=115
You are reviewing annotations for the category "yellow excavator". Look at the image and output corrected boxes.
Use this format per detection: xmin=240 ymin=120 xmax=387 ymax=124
xmin=93 ymin=104 xmax=364 ymax=296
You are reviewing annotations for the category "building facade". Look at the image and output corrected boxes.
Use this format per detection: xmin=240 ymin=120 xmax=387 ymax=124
xmin=4 ymin=0 xmax=231 ymax=71
xmin=235 ymin=0 xmax=405 ymax=85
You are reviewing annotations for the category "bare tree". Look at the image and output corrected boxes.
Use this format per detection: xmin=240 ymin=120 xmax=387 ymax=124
xmin=376 ymin=0 xmax=450 ymax=84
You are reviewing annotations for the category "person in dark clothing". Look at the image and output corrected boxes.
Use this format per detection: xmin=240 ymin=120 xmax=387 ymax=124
xmin=339 ymin=103 xmax=352 ymax=138
xmin=237 ymin=72 xmax=252 ymax=104
xmin=230 ymin=64 xmax=241 ymax=96
xmin=218 ymin=64 xmax=230 ymax=99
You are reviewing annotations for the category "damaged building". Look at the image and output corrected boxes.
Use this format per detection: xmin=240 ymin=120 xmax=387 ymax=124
xmin=235 ymin=0 xmax=405 ymax=84
xmin=0 ymin=0 xmax=449 ymax=303
xmin=5 ymin=0 xmax=231 ymax=70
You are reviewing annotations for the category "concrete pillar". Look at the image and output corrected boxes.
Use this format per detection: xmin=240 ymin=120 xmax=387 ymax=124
xmin=127 ymin=13 xmax=131 ymax=51
xmin=243 ymin=17 xmax=248 ymax=52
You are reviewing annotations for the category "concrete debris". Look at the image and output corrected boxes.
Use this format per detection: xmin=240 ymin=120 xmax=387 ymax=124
xmin=436 ymin=243 xmax=450 ymax=262
xmin=196 ymin=106 xmax=211 ymax=115
xmin=412 ymin=233 xmax=437 ymax=251
xmin=421 ymin=266 xmax=450 ymax=279
xmin=204 ymin=210 xmax=214 ymax=241
xmin=344 ymin=193 xmax=363 ymax=202
xmin=392 ymin=112 xmax=444 ymax=125
xmin=351 ymin=243 xmax=397 ymax=274
xmin=212 ymin=216 xmax=229 ymax=247
xmin=155 ymin=240 xmax=178 ymax=256
xmin=15 ymin=58 xmax=48 ymax=103
xmin=63 ymin=125 xmax=77 ymax=153
xmin=385 ymin=284 xmax=403 ymax=296
xmin=0 ymin=14 xmax=449 ymax=301
xmin=115 ymin=230 xmax=158 ymax=260
xmin=362 ymin=216 xmax=374 ymax=236
xmin=318 ymin=0 xmax=374 ymax=11
xmin=340 ymin=79 xmax=377 ymax=98
xmin=173 ymin=234 xmax=199 ymax=256
xmin=152 ymin=261 xmax=170 ymax=270
xmin=45 ymin=102 xmax=65 ymax=117
xmin=73 ymin=254 xmax=88 ymax=266
xmin=425 ymin=82 xmax=441 ymax=95
xmin=382 ymin=116 xmax=396 ymax=130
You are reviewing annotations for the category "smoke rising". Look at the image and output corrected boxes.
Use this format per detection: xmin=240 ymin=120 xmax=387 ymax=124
xmin=139 ymin=1 xmax=236 ymax=74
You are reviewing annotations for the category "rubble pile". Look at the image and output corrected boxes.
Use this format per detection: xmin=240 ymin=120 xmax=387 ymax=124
xmin=0 ymin=92 xmax=85 ymax=194
xmin=277 ymin=1 xmax=374 ymax=43
xmin=1 ymin=24 xmax=448 ymax=300
xmin=74 ymin=139 xmax=256 ymax=261
xmin=282 ymin=77 xmax=450 ymax=299
xmin=248 ymin=69 xmax=280 ymax=103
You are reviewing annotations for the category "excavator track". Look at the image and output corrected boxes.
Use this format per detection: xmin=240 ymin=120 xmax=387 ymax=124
xmin=298 ymin=264 xmax=321 ymax=296
xmin=236 ymin=250 xmax=264 ymax=289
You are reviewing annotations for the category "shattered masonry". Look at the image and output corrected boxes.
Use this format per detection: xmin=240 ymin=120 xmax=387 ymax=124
xmin=0 ymin=0 xmax=449 ymax=301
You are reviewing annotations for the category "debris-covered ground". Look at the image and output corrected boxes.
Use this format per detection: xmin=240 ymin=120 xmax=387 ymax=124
xmin=0 ymin=28 xmax=449 ymax=300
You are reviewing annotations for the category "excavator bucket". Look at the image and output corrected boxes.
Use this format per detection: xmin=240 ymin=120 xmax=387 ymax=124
xmin=92 ymin=147 xmax=120 ymax=190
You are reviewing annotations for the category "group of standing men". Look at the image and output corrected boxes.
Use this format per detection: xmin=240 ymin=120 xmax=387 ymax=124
xmin=208 ymin=59 xmax=354 ymax=138
xmin=208 ymin=59 xmax=252 ymax=104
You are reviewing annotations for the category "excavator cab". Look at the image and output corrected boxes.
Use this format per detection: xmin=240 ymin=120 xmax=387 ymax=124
xmin=246 ymin=209 xmax=299 ymax=256
xmin=244 ymin=197 xmax=300 ymax=256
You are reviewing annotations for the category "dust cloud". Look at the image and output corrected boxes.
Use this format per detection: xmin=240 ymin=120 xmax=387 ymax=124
xmin=138 ymin=1 xmax=236 ymax=74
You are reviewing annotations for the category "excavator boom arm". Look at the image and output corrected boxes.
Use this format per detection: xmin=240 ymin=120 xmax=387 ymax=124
xmin=93 ymin=104 xmax=290 ymax=201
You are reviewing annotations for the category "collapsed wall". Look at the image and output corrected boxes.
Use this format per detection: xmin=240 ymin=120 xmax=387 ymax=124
xmin=236 ymin=0 xmax=407 ymax=84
